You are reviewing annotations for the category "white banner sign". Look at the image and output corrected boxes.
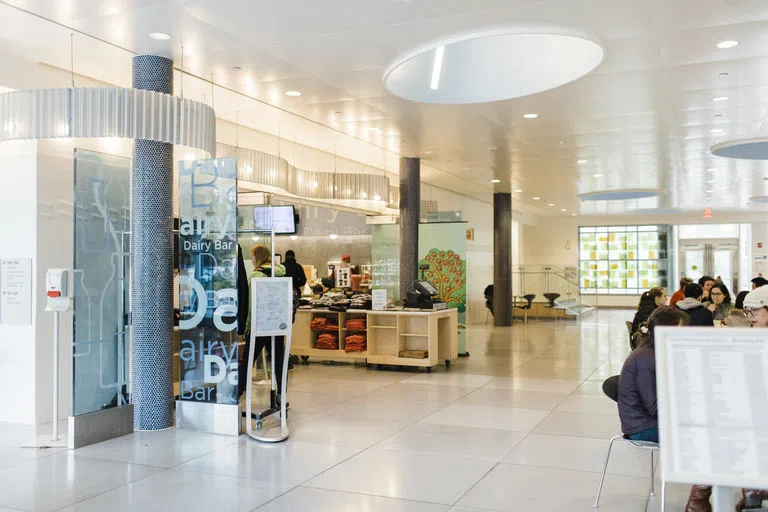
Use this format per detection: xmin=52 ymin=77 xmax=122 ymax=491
xmin=372 ymin=289 xmax=387 ymax=310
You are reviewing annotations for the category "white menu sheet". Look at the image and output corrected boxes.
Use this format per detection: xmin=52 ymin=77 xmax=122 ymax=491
xmin=250 ymin=277 xmax=293 ymax=336
xmin=656 ymin=327 xmax=768 ymax=488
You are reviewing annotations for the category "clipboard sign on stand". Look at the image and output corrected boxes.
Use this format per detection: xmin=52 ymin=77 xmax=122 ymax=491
xmin=656 ymin=327 xmax=768 ymax=511
xmin=245 ymin=276 xmax=293 ymax=443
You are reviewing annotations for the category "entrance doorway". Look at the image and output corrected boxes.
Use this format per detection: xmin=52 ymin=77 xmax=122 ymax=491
xmin=679 ymin=240 xmax=739 ymax=292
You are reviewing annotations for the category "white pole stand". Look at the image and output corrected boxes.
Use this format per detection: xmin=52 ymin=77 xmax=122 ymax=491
xmin=23 ymin=307 xmax=68 ymax=449
xmin=712 ymin=486 xmax=736 ymax=512
xmin=245 ymin=331 xmax=292 ymax=443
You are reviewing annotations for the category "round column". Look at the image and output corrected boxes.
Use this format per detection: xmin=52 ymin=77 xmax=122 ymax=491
xmin=399 ymin=157 xmax=420 ymax=301
xmin=494 ymin=192 xmax=513 ymax=326
xmin=131 ymin=55 xmax=174 ymax=430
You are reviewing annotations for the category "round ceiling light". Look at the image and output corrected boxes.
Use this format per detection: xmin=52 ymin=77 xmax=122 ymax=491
xmin=578 ymin=189 xmax=661 ymax=201
xmin=285 ymin=90 xmax=302 ymax=97
xmin=711 ymin=138 xmax=768 ymax=160
xmin=383 ymin=25 xmax=604 ymax=104
xmin=149 ymin=32 xmax=171 ymax=40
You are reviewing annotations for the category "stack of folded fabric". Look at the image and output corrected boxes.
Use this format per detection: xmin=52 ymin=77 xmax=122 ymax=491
xmin=316 ymin=333 xmax=338 ymax=350
xmin=310 ymin=316 xmax=338 ymax=331
xmin=344 ymin=334 xmax=366 ymax=352
xmin=345 ymin=317 xmax=367 ymax=331
xmin=349 ymin=293 xmax=372 ymax=309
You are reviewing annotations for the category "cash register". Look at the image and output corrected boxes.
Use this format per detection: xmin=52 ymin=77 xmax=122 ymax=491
xmin=405 ymin=280 xmax=446 ymax=310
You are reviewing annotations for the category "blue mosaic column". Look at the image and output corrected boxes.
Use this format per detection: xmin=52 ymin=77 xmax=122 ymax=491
xmin=131 ymin=55 xmax=174 ymax=430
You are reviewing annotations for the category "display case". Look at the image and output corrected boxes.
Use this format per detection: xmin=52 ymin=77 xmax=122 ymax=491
xmin=579 ymin=225 xmax=669 ymax=294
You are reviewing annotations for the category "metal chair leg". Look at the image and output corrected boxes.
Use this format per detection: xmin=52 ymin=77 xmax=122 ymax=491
xmin=650 ymin=450 xmax=655 ymax=496
xmin=594 ymin=435 xmax=621 ymax=508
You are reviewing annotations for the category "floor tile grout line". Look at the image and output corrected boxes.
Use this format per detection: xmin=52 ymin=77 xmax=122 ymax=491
xmin=298 ymin=484 xmax=459 ymax=508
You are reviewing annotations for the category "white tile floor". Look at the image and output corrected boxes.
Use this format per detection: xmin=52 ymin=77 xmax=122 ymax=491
xmin=0 ymin=310 xmax=695 ymax=511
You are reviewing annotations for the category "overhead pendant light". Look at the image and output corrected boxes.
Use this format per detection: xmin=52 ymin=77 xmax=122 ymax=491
xmin=430 ymin=45 xmax=445 ymax=90
xmin=716 ymin=40 xmax=739 ymax=49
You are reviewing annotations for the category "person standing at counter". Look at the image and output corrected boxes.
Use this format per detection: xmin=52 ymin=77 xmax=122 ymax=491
xmin=283 ymin=250 xmax=307 ymax=299
xmin=238 ymin=244 xmax=288 ymax=406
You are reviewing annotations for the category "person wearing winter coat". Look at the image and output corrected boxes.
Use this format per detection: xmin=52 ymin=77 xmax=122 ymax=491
xmin=675 ymin=283 xmax=714 ymax=327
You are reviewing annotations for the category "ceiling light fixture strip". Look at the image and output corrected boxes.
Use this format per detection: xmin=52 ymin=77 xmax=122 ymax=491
xmin=0 ymin=88 xmax=216 ymax=154
xmin=219 ymin=143 xmax=390 ymax=203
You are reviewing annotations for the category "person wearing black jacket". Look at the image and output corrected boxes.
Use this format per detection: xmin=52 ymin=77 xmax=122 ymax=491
xmin=675 ymin=283 xmax=714 ymax=327
xmin=237 ymin=244 xmax=249 ymax=336
xmin=283 ymin=250 xmax=307 ymax=296
xmin=631 ymin=287 xmax=667 ymax=334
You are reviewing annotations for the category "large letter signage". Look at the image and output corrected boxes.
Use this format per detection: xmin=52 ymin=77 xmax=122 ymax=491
xmin=178 ymin=157 xmax=239 ymax=404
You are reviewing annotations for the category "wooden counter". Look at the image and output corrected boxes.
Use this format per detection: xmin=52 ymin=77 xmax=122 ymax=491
xmin=291 ymin=308 xmax=458 ymax=369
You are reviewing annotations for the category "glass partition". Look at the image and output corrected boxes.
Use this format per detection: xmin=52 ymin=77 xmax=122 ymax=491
xmin=72 ymin=149 xmax=131 ymax=415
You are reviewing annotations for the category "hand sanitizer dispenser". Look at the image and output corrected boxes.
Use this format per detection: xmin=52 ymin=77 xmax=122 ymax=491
xmin=45 ymin=268 xmax=70 ymax=312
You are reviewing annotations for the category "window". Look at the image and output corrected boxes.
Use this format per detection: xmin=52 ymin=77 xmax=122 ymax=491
xmin=579 ymin=225 xmax=669 ymax=294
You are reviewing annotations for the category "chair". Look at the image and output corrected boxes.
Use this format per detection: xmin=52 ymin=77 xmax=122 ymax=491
xmin=594 ymin=377 xmax=665 ymax=511
xmin=543 ymin=292 xmax=561 ymax=321
xmin=514 ymin=294 xmax=536 ymax=323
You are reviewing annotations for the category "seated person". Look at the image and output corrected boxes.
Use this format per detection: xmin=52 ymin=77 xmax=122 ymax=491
xmin=675 ymin=283 xmax=714 ymax=326
xmin=618 ymin=306 xmax=689 ymax=443
xmin=705 ymin=282 xmax=733 ymax=322
xmin=484 ymin=284 xmax=494 ymax=315
xmin=631 ymin=287 xmax=667 ymax=334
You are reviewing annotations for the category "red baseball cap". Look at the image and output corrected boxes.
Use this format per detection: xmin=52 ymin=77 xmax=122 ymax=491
xmin=341 ymin=254 xmax=351 ymax=261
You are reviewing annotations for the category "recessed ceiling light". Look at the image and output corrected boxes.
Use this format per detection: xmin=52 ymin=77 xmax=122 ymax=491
xmin=547 ymin=202 xmax=555 ymax=207
xmin=560 ymin=208 xmax=567 ymax=212
xmin=424 ymin=150 xmax=433 ymax=155
xmin=523 ymin=113 xmax=539 ymax=119
xmin=559 ymin=140 xmax=565 ymax=145
xmin=149 ymin=32 xmax=171 ymax=40
xmin=285 ymin=90 xmax=302 ymax=97
xmin=533 ymin=196 xmax=541 ymax=200
xmin=577 ymin=159 xmax=588 ymax=164
xmin=712 ymin=96 xmax=729 ymax=102
xmin=718 ymin=72 xmax=729 ymax=78
xmin=429 ymin=45 xmax=445 ymax=90
xmin=514 ymin=189 xmax=523 ymax=193
xmin=289 ymin=235 xmax=298 ymax=241
xmin=717 ymin=40 xmax=739 ymax=49
xmin=571 ymin=213 xmax=577 ymax=217
xmin=711 ymin=128 xmax=724 ymax=134
xmin=491 ymin=179 xmax=501 ymax=183
xmin=593 ymin=173 xmax=603 ymax=178
xmin=708 ymin=168 xmax=716 ymax=172
xmin=329 ymin=234 xmax=338 ymax=240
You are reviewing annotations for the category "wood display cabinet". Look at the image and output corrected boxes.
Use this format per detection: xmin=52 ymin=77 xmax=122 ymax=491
xmin=291 ymin=308 xmax=458 ymax=369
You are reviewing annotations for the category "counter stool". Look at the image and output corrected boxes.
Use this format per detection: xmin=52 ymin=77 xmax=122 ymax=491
xmin=514 ymin=294 xmax=536 ymax=323
xmin=543 ymin=292 xmax=561 ymax=321
xmin=594 ymin=377 xmax=664 ymax=511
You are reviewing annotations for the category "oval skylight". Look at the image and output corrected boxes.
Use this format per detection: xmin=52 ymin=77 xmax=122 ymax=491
xmin=383 ymin=25 xmax=605 ymax=104
xmin=578 ymin=189 xmax=661 ymax=201
xmin=711 ymin=138 xmax=768 ymax=160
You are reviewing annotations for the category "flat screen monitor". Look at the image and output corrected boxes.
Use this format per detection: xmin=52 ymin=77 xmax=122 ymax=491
xmin=252 ymin=205 xmax=296 ymax=234
xmin=415 ymin=280 xmax=439 ymax=297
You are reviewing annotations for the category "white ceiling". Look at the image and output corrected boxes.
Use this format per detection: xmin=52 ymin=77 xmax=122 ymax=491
xmin=1 ymin=0 xmax=768 ymax=216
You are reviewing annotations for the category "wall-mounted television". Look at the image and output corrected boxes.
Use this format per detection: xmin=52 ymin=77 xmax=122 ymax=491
xmin=252 ymin=205 xmax=297 ymax=234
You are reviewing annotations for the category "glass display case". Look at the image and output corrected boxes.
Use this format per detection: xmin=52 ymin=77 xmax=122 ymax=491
xmin=579 ymin=225 xmax=669 ymax=294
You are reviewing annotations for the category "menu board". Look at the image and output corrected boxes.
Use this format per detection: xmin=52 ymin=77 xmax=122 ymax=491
xmin=579 ymin=225 xmax=668 ymax=294
xmin=251 ymin=277 xmax=293 ymax=336
xmin=656 ymin=327 xmax=768 ymax=488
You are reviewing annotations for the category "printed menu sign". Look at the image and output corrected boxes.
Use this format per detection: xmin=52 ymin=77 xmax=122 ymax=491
xmin=251 ymin=277 xmax=293 ymax=336
xmin=657 ymin=327 xmax=768 ymax=489
xmin=0 ymin=258 xmax=32 ymax=325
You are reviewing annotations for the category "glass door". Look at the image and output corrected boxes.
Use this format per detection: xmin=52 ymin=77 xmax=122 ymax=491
xmin=678 ymin=240 xmax=739 ymax=293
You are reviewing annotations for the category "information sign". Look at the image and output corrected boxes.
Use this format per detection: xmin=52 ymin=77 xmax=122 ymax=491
xmin=0 ymin=258 xmax=32 ymax=325
xmin=372 ymin=289 xmax=387 ymax=310
xmin=656 ymin=327 xmax=768 ymax=489
xmin=250 ymin=277 xmax=293 ymax=336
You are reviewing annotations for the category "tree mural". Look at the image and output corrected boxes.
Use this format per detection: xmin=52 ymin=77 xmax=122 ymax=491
xmin=419 ymin=248 xmax=466 ymax=313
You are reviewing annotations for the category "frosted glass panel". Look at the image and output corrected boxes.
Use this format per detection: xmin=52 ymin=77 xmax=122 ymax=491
xmin=72 ymin=149 xmax=131 ymax=416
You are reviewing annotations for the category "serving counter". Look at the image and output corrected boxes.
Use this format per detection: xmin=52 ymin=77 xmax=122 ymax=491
xmin=291 ymin=308 xmax=458 ymax=369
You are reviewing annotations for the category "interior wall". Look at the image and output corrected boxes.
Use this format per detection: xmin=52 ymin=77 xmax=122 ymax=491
xmin=423 ymin=186 xmax=493 ymax=325
xmin=0 ymin=140 xmax=38 ymax=424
